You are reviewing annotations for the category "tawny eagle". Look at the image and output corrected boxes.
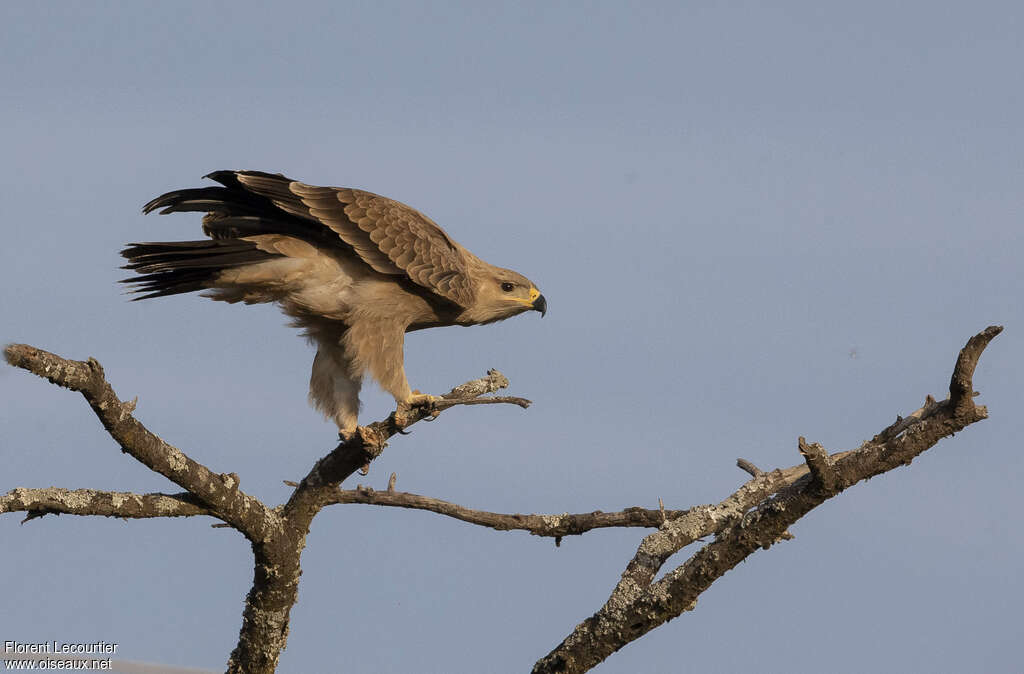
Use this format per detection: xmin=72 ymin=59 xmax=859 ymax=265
xmin=122 ymin=170 xmax=546 ymax=435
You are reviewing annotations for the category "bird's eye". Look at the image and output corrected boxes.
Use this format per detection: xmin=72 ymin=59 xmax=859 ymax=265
xmin=500 ymin=282 xmax=515 ymax=292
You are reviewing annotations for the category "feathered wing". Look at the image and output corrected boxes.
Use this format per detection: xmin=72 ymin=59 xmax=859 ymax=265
xmin=128 ymin=170 xmax=481 ymax=308
xmin=228 ymin=171 xmax=480 ymax=307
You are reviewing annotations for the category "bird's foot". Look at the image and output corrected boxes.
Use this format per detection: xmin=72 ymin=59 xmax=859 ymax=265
xmin=396 ymin=391 xmax=442 ymax=423
xmin=337 ymin=426 xmax=360 ymax=444
xmin=407 ymin=391 xmax=441 ymax=408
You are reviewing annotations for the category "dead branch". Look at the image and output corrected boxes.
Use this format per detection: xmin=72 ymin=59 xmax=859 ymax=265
xmin=735 ymin=458 xmax=764 ymax=477
xmin=328 ymin=485 xmax=690 ymax=537
xmin=3 ymin=344 xmax=272 ymax=541
xmin=1 ymin=487 xmax=210 ymax=522
xmin=531 ymin=325 xmax=1001 ymax=674
xmin=3 ymin=327 xmax=1001 ymax=674
xmin=432 ymin=394 xmax=532 ymax=410
xmin=228 ymin=367 xmax=528 ymax=674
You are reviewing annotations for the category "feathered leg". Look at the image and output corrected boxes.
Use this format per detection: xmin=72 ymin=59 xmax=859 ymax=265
xmin=342 ymin=318 xmax=424 ymax=406
xmin=309 ymin=340 xmax=362 ymax=437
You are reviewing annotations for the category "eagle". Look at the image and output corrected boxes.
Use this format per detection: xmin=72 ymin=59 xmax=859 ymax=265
xmin=121 ymin=170 xmax=546 ymax=436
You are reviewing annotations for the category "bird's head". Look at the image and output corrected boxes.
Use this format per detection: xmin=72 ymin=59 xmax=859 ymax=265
xmin=461 ymin=267 xmax=546 ymax=325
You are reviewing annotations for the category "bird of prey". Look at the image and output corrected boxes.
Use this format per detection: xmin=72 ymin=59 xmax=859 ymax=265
xmin=122 ymin=170 xmax=546 ymax=435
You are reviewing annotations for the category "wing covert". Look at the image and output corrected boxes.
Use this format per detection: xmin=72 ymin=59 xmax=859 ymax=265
xmin=231 ymin=173 xmax=476 ymax=307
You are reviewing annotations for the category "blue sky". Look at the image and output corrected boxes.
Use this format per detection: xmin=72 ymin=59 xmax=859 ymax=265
xmin=2 ymin=2 xmax=1022 ymax=672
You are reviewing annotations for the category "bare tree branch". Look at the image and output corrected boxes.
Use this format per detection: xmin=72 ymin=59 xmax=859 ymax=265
xmin=1 ymin=487 xmax=210 ymax=522
xmin=327 ymin=485 xmax=690 ymax=537
xmin=604 ymin=467 xmax=791 ymax=613
xmin=432 ymin=395 xmax=531 ymax=410
xmin=4 ymin=344 xmax=273 ymax=541
xmin=735 ymin=458 xmax=764 ymax=477
xmin=532 ymin=325 xmax=1001 ymax=674
xmin=4 ymin=327 xmax=1001 ymax=674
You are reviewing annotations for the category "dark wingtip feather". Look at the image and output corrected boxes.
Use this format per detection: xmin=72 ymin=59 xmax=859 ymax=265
xmin=203 ymin=170 xmax=237 ymax=185
xmin=142 ymin=194 xmax=170 ymax=214
xmin=144 ymin=170 xmax=236 ymax=214
xmin=142 ymin=172 xmax=299 ymax=219
xmin=204 ymin=169 xmax=291 ymax=184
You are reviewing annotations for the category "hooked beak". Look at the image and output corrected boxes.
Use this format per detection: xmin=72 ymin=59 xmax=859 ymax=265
xmin=532 ymin=293 xmax=547 ymax=317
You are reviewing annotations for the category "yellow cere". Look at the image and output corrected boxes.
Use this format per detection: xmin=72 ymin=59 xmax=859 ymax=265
xmin=506 ymin=286 xmax=541 ymax=307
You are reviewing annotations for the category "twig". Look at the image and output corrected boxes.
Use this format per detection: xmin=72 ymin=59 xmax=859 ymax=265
xmin=432 ymin=395 xmax=531 ymax=410
xmin=327 ymin=487 xmax=690 ymax=537
xmin=736 ymin=458 xmax=763 ymax=477
xmin=798 ymin=437 xmax=840 ymax=495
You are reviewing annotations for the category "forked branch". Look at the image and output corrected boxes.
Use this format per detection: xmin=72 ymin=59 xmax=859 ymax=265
xmin=231 ymin=368 xmax=531 ymax=674
xmin=531 ymin=325 xmax=1001 ymax=674
xmin=4 ymin=344 xmax=270 ymax=539
xmin=3 ymin=342 xmax=535 ymax=674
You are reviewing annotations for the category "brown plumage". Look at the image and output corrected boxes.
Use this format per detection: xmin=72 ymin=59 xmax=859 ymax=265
xmin=122 ymin=170 xmax=546 ymax=435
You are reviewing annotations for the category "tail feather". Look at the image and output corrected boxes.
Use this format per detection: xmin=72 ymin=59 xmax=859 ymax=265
xmin=120 ymin=239 xmax=275 ymax=300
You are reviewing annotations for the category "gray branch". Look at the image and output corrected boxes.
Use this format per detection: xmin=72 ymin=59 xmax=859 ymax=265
xmin=4 ymin=344 xmax=271 ymax=540
xmin=1 ymin=487 xmax=210 ymax=522
xmin=531 ymin=325 xmax=1001 ymax=674
xmin=328 ymin=483 xmax=689 ymax=538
